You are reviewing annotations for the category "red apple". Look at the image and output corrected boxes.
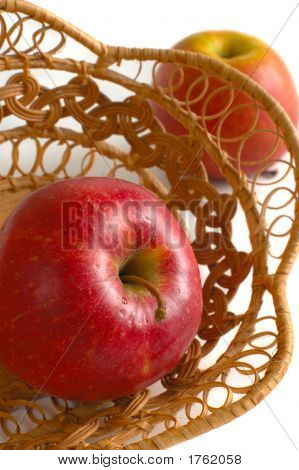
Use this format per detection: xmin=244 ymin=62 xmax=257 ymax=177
xmin=0 ymin=177 xmax=202 ymax=401
xmin=152 ymin=30 xmax=298 ymax=178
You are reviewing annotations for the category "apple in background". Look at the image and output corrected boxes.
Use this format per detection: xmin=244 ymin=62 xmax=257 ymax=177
xmin=152 ymin=30 xmax=298 ymax=179
xmin=0 ymin=177 xmax=202 ymax=401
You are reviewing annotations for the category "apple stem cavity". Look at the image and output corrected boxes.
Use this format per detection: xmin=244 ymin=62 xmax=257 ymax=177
xmin=120 ymin=274 xmax=166 ymax=321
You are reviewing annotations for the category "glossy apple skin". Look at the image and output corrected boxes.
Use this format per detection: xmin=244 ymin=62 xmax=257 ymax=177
xmin=152 ymin=31 xmax=298 ymax=178
xmin=0 ymin=177 xmax=202 ymax=401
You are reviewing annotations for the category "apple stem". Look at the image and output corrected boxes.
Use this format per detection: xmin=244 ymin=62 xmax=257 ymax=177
xmin=120 ymin=274 xmax=166 ymax=321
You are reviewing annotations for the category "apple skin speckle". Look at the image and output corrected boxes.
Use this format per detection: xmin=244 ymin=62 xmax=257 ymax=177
xmin=0 ymin=177 xmax=202 ymax=401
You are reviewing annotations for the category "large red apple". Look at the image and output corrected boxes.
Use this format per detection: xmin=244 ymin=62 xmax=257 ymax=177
xmin=152 ymin=30 xmax=298 ymax=178
xmin=0 ymin=177 xmax=202 ymax=401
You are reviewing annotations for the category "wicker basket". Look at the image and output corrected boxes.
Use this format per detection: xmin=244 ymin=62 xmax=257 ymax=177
xmin=0 ymin=0 xmax=298 ymax=450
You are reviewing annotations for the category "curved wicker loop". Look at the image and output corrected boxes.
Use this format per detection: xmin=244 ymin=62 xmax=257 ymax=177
xmin=0 ymin=0 xmax=298 ymax=451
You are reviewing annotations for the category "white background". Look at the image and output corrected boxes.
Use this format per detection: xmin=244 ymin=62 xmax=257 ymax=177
xmin=1 ymin=0 xmax=299 ymax=468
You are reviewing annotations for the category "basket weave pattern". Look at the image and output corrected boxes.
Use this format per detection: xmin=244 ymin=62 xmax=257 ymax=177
xmin=0 ymin=0 xmax=298 ymax=450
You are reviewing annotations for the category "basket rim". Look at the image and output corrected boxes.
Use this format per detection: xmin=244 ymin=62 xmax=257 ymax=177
xmin=1 ymin=0 xmax=298 ymax=280
xmin=0 ymin=0 xmax=298 ymax=450
xmin=0 ymin=180 xmax=294 ymax=450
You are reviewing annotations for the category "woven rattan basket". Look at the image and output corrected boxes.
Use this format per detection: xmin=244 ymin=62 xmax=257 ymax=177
xmin=0 ymin=0 xmax=298 ymax=451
